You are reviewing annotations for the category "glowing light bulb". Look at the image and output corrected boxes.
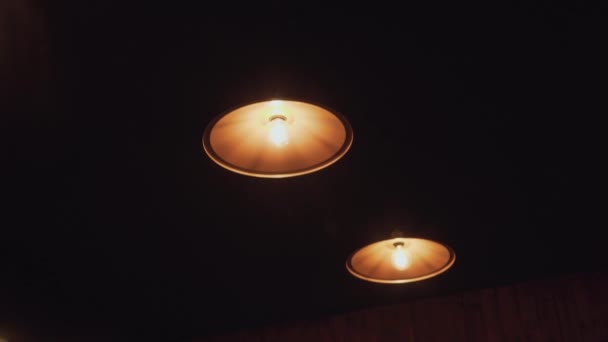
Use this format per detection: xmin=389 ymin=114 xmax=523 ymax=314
xmin=269 ymin=116 xmax=288 ymax=147
xmin=391 ymin=244 xmax=409 ymax=270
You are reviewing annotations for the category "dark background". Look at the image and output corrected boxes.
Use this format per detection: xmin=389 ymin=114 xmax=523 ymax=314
xmin=2 ymin=2 xmax=605 ymax=341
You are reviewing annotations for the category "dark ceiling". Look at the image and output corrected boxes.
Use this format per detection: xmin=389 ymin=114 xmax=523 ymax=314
xmin=2 ymin=2 xmax=605 ymax=341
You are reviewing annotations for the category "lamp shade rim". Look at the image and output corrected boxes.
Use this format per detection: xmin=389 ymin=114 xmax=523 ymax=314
xmin=346 ymin=237 xmax=456 ymax=284
xmin=202 ymin=99 xmax=354 ymax=178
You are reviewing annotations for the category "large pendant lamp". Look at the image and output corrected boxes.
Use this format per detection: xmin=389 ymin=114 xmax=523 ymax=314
xmin=346 ymin=237 xmax=455 ymax=284
xmin=203 ymin=100 xmax=353 ymax=178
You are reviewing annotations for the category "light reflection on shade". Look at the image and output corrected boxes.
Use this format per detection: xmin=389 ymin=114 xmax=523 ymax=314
xmin=203 ymin=99 xmax=353 ymax=178
xmin=346 ymin=237 xmax=455 ymax=284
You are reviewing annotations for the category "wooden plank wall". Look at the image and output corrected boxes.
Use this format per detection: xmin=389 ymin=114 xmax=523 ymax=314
xmin=197 ymin=271 xmax=608 ymax=342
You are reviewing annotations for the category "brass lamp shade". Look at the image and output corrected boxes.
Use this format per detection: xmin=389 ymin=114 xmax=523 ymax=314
xmin=346 ymin=238 xmax=455 ymax=284
xmin=203 ymin=100 xmax=353 ymax=178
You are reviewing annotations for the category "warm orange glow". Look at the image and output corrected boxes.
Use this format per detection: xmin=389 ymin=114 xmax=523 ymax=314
xmin=346 ymin=238 xmax=455 ymax=284
xmin=391 ymin=244 xmax=409 ymax=270
xmin=203 ymin=99 xmax=353 ymax=178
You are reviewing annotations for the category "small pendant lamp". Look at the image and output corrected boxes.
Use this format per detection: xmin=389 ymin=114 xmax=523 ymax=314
xmin=346 ymin=237 xmax=455 ymax=284
xmin=202 ymin=99 xmax=353 ymax=178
